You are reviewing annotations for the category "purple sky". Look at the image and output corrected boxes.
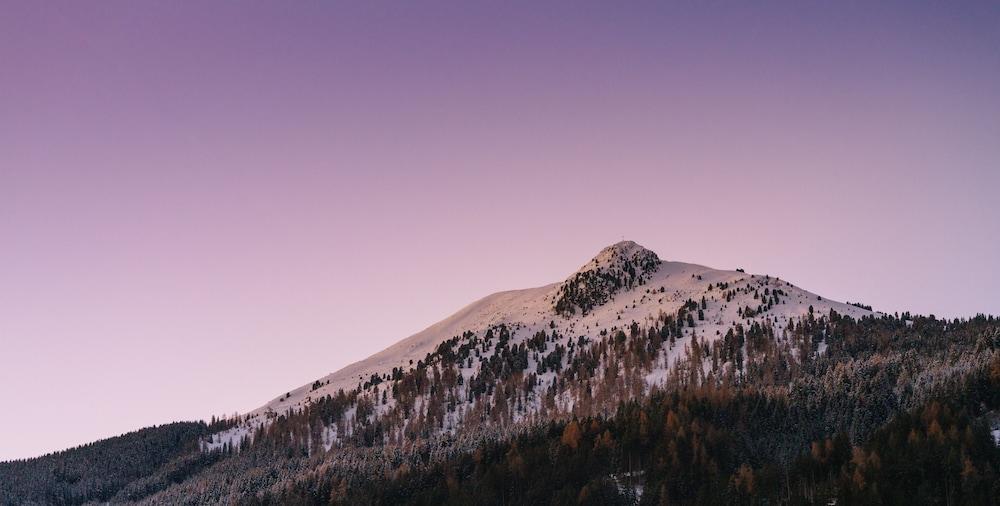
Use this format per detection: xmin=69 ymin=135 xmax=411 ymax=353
xmin=2 ymin=1 xmax=999 ymax=460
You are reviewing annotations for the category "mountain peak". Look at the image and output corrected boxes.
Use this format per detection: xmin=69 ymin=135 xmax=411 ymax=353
xmin=582 ymin=240 xmax=658 ymax=273
xmin=555 ymin=240 xmax=662 ymax=316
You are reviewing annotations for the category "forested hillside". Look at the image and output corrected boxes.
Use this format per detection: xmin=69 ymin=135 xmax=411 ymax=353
xmin=0 ymin=422 xmax=224 ymax=504
xmin=113 ymin=314 xmax=1000 ymax=504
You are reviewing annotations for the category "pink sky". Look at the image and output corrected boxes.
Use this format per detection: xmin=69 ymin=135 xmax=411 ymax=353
xmin=2 ymin=1 xmax=999 ymax=460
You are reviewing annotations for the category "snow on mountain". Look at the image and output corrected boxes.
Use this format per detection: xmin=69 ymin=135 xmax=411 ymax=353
xmin=214 ymin=241 xmax=874 ymax=447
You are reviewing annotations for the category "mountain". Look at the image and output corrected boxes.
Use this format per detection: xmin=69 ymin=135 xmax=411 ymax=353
xmin=209 ymin=240 xmax=873 ymax=449
xmin=4 ymin=240 xmax=999 ymax=505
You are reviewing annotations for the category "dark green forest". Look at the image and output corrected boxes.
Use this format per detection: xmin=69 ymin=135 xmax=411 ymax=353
xmin=0 ymin=422 xmax=220 ymax=504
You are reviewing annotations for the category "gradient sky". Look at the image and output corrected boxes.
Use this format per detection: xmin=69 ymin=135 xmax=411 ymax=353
xmin=2 ymin=1 xmax=999 ymax=460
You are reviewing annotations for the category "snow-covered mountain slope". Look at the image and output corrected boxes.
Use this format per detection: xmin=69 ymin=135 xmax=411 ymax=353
xmin=235 ymin=241 xmax=874 ymax=429
xmin=249 ymin=283 xmax=558 ymax=417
